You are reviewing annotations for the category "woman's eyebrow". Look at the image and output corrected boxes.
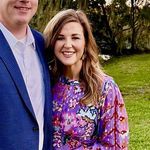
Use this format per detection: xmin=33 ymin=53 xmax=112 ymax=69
xmin=72 ymin=33 xmax=82 ymax=36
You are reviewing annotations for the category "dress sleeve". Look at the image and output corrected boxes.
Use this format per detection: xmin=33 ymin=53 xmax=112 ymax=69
xmin=92 ymin=79 xmax=129 ymax=150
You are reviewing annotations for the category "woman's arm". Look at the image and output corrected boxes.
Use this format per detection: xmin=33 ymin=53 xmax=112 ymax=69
xmin=93 ymin=79 xmax=129 ymax=150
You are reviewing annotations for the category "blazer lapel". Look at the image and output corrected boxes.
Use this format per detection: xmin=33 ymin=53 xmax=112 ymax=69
xmin=0 ymin=31 xmax=36 ymax=119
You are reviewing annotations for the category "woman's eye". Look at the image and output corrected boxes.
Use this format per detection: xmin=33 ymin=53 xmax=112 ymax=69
xmin=72 ymin=37 xmax=80 ymax=40
xmin=57 ymin=37 xmax=64 ymax=40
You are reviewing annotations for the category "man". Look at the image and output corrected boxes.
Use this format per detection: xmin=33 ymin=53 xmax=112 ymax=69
xmin=0 ymin=0 xmax=52 ymax=149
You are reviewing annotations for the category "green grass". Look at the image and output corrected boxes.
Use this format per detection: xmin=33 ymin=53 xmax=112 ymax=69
xmin=103 ymin=53 xmax=150 ymax=150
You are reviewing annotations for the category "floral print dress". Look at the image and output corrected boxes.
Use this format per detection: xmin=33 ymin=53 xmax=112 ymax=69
xmin=52 ymin=76 xmax=129 ymax=150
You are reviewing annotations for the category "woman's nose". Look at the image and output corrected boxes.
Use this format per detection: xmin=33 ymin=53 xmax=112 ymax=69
xmin=64 ymin=39 xmax=72 ymax=48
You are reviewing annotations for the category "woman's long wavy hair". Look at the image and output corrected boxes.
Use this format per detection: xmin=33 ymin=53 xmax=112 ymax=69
xmin=44 ymin=9 xmax=105 ymax=106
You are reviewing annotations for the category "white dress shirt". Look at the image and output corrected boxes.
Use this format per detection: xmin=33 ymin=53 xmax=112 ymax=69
xmin=0 ymin=23 xmax=45 ymax=150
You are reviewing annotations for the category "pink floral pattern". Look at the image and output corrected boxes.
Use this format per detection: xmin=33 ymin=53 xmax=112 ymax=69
xmin=52 ymin=76 xmax=129 ymax=150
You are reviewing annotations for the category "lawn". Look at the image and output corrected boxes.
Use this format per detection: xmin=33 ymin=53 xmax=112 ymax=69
xmin=103 ymin=53 xmax=150 ymax=150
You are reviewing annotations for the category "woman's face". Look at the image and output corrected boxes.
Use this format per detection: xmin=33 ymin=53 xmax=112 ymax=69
xmin=54 ymin=22 xmax=85 ymax=68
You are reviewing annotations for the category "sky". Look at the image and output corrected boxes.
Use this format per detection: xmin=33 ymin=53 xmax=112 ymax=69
xmin=106 ymin=0 xmax=150 ymax=7
xmin=106 ymin=0 xmax=112 ymax=5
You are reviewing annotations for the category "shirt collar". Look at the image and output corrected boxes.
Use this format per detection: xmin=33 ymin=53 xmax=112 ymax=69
xmin=0 ymin=22 xmax=17 ymax=48
xmin=0 ymin=23 xmax=35 ymax=49
xmin=26 ymin=26 xmax=36 ymax=49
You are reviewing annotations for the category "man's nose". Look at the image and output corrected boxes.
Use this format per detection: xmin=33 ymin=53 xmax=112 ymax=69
xmin=20 ymin=0 xmax=29 ymax=3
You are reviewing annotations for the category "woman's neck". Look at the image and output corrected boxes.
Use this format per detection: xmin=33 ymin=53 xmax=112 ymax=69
xmin=63 ymin=64 xmax=82 ymax=81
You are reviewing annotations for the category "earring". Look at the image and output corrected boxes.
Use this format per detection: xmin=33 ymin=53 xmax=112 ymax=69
xmin=81 ymin=49 xmax=87 ymax=60
xmin=81 ymin=54 xmax=86 ymax=60
xmin=49 ymin=56 xmax=57 ymax=72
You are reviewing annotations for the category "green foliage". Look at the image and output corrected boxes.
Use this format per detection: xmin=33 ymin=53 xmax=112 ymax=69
xmin=136 ymin=5 xmax=150 ymax=51
xmin=30 ymin=0 xmax=150 ymax=55
xmin=141 ymin=5 xmax=150 ymax=21
xmin=30 ymin=0 xmax=88 ymax=31
xmin=103 ymin=53 xmax=150 ymax=149
xmin=30 ymin=0 xmax=59 ymax=31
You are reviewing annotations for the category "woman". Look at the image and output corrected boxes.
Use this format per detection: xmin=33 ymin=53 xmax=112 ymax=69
xmin=44 ymin=9 xmax=129 ymax=150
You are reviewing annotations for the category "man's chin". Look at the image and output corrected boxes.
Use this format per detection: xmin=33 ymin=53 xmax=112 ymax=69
xmin=16 ymin=19 xmax=30 ymax=26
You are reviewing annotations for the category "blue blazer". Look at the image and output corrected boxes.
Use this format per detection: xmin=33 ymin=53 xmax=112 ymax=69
xmin=0 ymin=29 xmax=53 ymax=150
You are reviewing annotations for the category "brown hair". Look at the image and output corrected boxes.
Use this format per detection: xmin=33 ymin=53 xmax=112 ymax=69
xmin=44 ymin=9 xmax=105 ymax=105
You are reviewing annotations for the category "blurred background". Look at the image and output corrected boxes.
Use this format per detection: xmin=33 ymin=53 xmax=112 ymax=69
xmin=31 ymin=0 xmax=150 ymax=55
xmin=31 ymin=0 xmax=150 ymax=149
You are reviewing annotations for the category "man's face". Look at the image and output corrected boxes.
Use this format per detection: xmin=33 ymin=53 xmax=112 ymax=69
xmin=0 ymin=0 xmax=38 ymax=29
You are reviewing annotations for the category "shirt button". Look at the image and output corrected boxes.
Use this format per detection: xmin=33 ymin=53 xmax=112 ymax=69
xmin=32 ymin=127 xmax=39 ymax=132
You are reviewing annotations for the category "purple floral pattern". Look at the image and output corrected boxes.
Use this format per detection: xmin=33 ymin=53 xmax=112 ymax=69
xmin=52 ymin=76 xmax=129 ymax=150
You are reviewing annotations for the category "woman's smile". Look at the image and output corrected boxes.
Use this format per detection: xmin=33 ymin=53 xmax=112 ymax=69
xmin=62 ymin=50 xmax=75 ymax=58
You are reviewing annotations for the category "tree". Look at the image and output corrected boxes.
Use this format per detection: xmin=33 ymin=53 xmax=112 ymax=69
xmin=30 ymin=0 xmax=150 ymax=55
